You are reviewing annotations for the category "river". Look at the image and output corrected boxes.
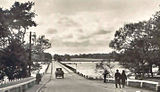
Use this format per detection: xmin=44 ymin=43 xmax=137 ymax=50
xmin=61 ymin=59 xmax=130 ymax=78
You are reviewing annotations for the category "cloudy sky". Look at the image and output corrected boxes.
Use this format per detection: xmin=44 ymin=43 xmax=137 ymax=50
xmin=1 ymin=0 xmax=160 ymax=55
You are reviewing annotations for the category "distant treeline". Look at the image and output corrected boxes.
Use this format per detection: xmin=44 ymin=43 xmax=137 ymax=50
xmin=54 ymin=52 xmax=117 ymax=61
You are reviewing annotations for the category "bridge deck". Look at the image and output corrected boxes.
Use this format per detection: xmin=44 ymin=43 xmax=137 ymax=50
xmin=27 ymin=61 xmax=154 ymax=92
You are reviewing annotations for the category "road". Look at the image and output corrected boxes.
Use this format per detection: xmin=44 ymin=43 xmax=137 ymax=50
xmin=39 ymin=61 xmax=153 ymax=92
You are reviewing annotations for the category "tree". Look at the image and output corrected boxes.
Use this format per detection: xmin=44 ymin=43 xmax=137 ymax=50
xmin=1 ymin=39 xmax=29 ymax=79
xmin=64 ymin=54 xmax=71 ymax=61
xmin=32 ymin=35 xmax=51 ymax=62
xmin=109 ymin=21 xmax=156 ymax=78
xmin=36 ymin=35 xmax=51 ymax=51
xmin=54 ymin=54 xmax=62 ymax=62
xmin=0 ymin=2 xmax=36 ymax=47
xmin=9 ymin=1 xmax=37 ymax=42
xmin=0 ymin=1 xmax=37 ymax=79
xmin=148 ymin=11 xmax=160 ymax=73
xmin=0 ymin=8 xmax=11 ymax=48
xmin=44 ymin=53 xmax=52 ymax=62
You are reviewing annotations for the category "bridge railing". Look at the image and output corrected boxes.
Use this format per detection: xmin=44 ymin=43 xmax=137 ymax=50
xmin=104 ymin=78 xmax=159 ymax=91
xmin=0 ymin=62 xmax=50 ymax=92
xmin=61 ymin=63 xmax=160 ymax=92
xmin=0 ymin=77 xmax=36 ymax=92
xmin=79 ymin=73 xmax=160 ymax=91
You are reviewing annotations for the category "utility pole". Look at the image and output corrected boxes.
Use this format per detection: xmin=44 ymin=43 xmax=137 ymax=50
xmin=29 ymin=31 xmax=32 ymax=76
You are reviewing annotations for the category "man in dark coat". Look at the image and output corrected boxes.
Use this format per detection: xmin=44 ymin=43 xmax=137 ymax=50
xmin=121 ymin=70 xmax=127 ymax=88
xmin=36 ymin=72 xmax=42 ymax=84
xmin=103 ymin=69 xmax=109 ymax=83
xmin=115 ymin=69 xmax=121 ymax=88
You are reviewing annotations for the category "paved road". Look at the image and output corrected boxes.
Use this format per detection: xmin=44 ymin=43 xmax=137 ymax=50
xmin=39 ymin=61 xmax=153 ymax=92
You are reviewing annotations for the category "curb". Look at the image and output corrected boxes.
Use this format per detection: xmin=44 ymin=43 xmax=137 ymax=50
xmin=36 ymin=63 xmax=52 ymax=92
xmin=36 ymin=78 xmax=51 ymax=92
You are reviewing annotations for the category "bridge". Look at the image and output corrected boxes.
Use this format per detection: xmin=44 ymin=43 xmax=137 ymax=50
xmin=1 ymin=61 xmax=160 ymax=92
xmin=28 ymin=61 xmax=159 ymax=92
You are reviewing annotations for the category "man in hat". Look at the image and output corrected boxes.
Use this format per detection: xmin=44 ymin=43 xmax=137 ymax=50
xmin=103 ymin=69 xmax=109 ymax=83
xmin=115 ymin=69 xmax=121 ymax=88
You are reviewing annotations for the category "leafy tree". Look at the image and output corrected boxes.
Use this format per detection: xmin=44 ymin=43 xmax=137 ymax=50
xmin=36 ymin=35 xmax=51 ymax=51
xmin=109 ymin=21 xmax=156 ymax=78
xmin=0 ymin=8 xmax=10 ymax=48
xmin=0 ymin=1 xmax=36 ymax=79
xmin=148 ymin=11 xmax=160 ymax=73
xmin=110 ymin=8 xmax=160 ymax=78
xmin=0 ymin=39 xmax=29 ymax=79
xmin=44 ymin=53 xmax=52 ymax=62
xmin=0 ymin=2 xmax=36 ymax=47
xmin=64 ymin=54 xmax=71 ymax=61
xmin=32 ymin=35 xmax=51 ymax=62
xmin=8 ymin=1 xmax=36 ymax=42
xmin=54 ymin=54 xmax=62 ymax=62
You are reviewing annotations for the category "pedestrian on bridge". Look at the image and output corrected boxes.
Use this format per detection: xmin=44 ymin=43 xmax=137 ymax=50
xmin=103 ymin=69 xmax=109 ymax=83
xmin=36 ymin=72 xmax=42 ymax=84
xmin=121 ymin=70 xmax=127 ymax=88
xmin=115 ymin=69 xmax=121 ymax=88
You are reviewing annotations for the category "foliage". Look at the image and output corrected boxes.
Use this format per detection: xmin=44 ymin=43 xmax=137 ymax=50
xmin=0 ymin=1 xmax=36 ymax=48
xmin=54 ymin=54 xmax=62 ymax=62
xmin=109 ymin=10 xmax=160 ymax=78
xmin=96 ymin=60 xmax=114 ymax=77
xmin=36 ymin=35 xmax=51 ymax=52
xmin=32 ymin=62 xmax=41 ymax=71
xmin=59 ymin=53 xmax=116 ymax=60
xmin=0 ymin=1 xmax=36 ymax=80
xmin=0 ymin=39 xmax=29 ymax=79
xmin=31 ymin=35 xmax=51 ymax=62
xmin=44 ymin=53 xmax=52 ymax=62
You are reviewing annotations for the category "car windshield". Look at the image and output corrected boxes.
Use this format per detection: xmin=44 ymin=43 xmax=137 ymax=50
xmin=56 ymin=68 xmax=62 ymax=71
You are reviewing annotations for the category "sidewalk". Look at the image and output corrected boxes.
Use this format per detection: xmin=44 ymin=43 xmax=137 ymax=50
xmin=26 ymin=73 xmax=51 ymax=92
xmin=26 ymin=62 xmax=52 ymax=92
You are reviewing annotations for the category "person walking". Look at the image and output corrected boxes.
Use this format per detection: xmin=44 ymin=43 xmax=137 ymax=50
xmin=36 ymin=72 xmax=42 ymax=84
xmin=115 ymin=69 xmax=121 ymax=88
xmin=103 ymin=69 xmax=109 ymax=83
xmin=121 ymin=70 xmax=127 ymax=88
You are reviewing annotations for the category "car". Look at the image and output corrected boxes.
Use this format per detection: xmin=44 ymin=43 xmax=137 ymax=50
xmin=55 ymin=68 xmax=64 ymax=79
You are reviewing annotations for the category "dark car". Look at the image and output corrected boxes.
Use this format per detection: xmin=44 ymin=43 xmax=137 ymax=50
xmin=55 ymin=68 xmax=64 ymax=79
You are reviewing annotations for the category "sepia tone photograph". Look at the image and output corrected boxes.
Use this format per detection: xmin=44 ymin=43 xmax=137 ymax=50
xmin=0 ymin=0 xmax=160 ymax=92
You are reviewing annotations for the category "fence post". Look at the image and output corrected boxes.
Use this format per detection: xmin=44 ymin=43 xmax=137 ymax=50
xmin=140 ymin=82 xmax=143 ymax=88
xmin=127 ymin=80 xmax=129 ymax=86
xmin=156 ymin=85 xmax=160 ymax=92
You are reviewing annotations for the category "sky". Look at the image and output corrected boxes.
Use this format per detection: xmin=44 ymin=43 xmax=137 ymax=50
xmin=1 ymin=0 xmax=160 ymax=55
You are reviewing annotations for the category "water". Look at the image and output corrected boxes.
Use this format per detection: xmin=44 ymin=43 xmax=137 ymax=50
xmin=62 ymin=61 xmax=130 ymax=78
xmin=62 ymin=60 xmax=159 ymax=79
xmin=31 ymin=63 xmax=48 ymax=77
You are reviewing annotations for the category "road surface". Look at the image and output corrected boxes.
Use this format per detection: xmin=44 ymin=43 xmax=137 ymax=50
xmin=39 ymin=61 xmax=153 ymax=92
